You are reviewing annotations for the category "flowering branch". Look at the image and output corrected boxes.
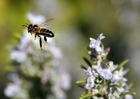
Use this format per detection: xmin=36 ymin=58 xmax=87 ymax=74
xmin=77 ymin=33 xmax=136 ymax=99
xmin=4 ymin=13 xmax=71 ymax=99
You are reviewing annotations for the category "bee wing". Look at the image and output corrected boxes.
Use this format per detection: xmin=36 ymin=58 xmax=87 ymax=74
xmin=39 ymin=18 xmax=54 ymax=28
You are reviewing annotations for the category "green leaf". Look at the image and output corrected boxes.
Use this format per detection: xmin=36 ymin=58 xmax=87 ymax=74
xmin=81 ymin=65 xmax=87 ymax=70
xmin=119 ymin=59 xmax=129 ymax=68
xmin=76 ymin=79 xmax=86 ymax=84
xmin=83 ymin=57 xmax=92 ymax=67
xmin=79 ymin=94 xmax=92 ymax=99
xmin=128 ymin=83 xmax=134 ymax=88
xmin=125 ymin=68 xmax=130 ymax=73
xmin=109 ymin=84 xmax=121 ymax=88
xmin=113 ymin=59 xmax=129 ymax=72
xmin=77 ymin=84 xmax=85 ymax=89
xmin=120 ymin=92 xmax=136 ymax=96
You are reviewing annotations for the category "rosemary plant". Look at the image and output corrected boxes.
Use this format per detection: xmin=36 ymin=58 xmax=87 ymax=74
xmin=4 ymin=13 xmax=71 ymax=99
xmin=76 ymin=33 xmax=136 ymax=99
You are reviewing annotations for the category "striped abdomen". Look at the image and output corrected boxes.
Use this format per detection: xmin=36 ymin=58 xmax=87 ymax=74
xmin=40 ymin=28 xmax=54 ymax=37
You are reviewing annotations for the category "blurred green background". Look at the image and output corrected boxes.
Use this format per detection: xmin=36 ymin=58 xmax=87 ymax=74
xmin=0 ymin=0 xmax=139 ymax=99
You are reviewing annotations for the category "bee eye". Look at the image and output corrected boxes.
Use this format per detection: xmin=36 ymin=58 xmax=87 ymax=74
xmin=27 ymin=24 xmax=33 ymax=32
xmin=33 ymin=25 xmax=39 ymax=30
xmin=33 ymin=25 xmax=37 ymax=28
xmin=28 ymin=24 xmax=32 ymax=29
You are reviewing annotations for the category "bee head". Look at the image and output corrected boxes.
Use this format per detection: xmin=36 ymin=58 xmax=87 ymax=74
xmin=27 ymin=24 xmax=33 ymax=33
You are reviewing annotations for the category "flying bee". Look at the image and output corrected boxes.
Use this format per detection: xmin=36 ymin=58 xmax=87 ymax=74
xmin=23 ymin=18 xmax=54 ymax=50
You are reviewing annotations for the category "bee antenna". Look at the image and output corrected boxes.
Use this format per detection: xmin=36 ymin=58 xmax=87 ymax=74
xmin=22 ymin=21 xmax=29 ymax=27
xmin=22 ymin=24 xmax=28 ymax=27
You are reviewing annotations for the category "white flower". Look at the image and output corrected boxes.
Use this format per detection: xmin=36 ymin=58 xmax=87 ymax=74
xmin=26 ymin=13 xmax=45 ymax=24
xmin=53 ymin=87 xmax=66 ymax=99
xmin=83 ymin=67 xmax=96 ymax=89
xmin=95 ymin=67 xmax=112 ymax=80
xmin=97 ymin=33 xmax=105 ymax=41
xmin=83 ymin=67 xmax=98 ymax=77
xmin=89 ymin=33 xmax=105 ymax=54
xmin=100 ymin=68 xmax=112 ymax=80
xmin=92 ymin=96 xmax=103 ymax=99
xmin=4 ymin=82 xmax=28 ymax=98
xmin=94 ymin=61 xmax=112 ymax=80
xmin=125 ymin=95 xmax=133 ymax=99
xmin=85 ymin=76 xmax=95 ymax=89
xmin=4 ymin=83 xmax=20 ymax=97
xmin=92 ymin=89 xmax=99 ymax=95
xmin=10 ymin=50 xmax=27 ymax=63
xmin=47 ymin=39 xmax=63 ymax=59
xmin=83 ymin=67 xmax=93 ymax=76
xmin=59 ymin=71 xmax=71 ymax=90
xmin=111 ymin=68 xmax=127 ymax=83
xmin=17 ymin=32 xmax=31 ymax=51
xmin=41 ymin=66 xmax=51 ymax=84
xmin=7 ymin=73 xmax=21 ymax=85
xmin=108 ymin=61 xmax=117 ymax=72
xmin=9 ymin=31 xmax=32 ymax=63
xmin=108 ymin=87 xmax=121 ymax=99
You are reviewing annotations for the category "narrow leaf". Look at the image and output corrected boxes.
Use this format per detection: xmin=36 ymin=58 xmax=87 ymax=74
xmin=128 ymin=83 xmax=134 ymax=88
xmin=76 ymin=79 xmax=86 ymax=84
xmin=113 ymin=59 xmax=129 ymax=72
xmin=79 ymin=94 xmax=92 ymax=99
xmin=83 ymin=57 xmax=92 ymax=67
xmin=81 ymin=65 xmax=87 ymax=70
xmin=120 ymin=92 xmax=136 ymax=96
xmin=118 ymin=59 xmax=129 ymax=69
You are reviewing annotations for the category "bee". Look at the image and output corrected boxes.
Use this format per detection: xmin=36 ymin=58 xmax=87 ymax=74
xmin=23 ymin=18 xmax=54 ymax=50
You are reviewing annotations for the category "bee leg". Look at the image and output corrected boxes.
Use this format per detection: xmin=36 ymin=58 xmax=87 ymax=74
xmin=44 ymin=37 xmax=47 ymax=43
xmin=38 ymin=36 xmax=43 ymax=50
xmin=35 ymin=33 xmax=37 ymax=40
